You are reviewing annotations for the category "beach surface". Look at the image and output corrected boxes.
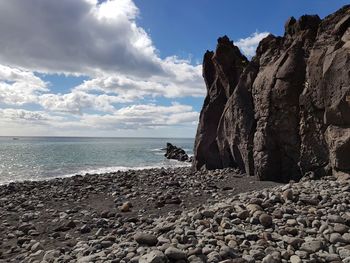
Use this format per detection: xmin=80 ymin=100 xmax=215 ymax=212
xmin=0 ymin=167 xmax=280 ymax=262
xmin=1 ymin=168 xmax=350 ymax=263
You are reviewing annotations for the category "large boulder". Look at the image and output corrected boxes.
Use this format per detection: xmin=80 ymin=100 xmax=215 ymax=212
xmin=193 ymin=5 xmax=350 ymax=182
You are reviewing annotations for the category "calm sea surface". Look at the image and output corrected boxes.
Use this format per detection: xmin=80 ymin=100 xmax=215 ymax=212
xmin=0 ymin=137 xmax=194 ymax=184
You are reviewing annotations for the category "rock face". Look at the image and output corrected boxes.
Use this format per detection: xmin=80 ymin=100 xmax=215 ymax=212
xmin=193 ymin=5 xmax=350 ymax=182
xmin=164 ymin=143 xmax=191 ymax=162
xmin=193 ymin=36 xmax=248 ymax=170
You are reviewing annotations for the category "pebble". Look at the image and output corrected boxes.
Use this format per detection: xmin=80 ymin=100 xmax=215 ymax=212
xmin=120 ymin=202 xmax=132 ymax=212
xmin=300 ymin=240 xmax=323 ymax=253
xmin=283 ymin=189 xmax=293 ymax=201
xmin=134 ymin=232 xmax=158 ymax=246
xmin=139 ymin=250 xmax=167 ymax=263
xmin=259 ymin=213 xmax=273 ymax=227
xmin=290 ymin=255 xmax=302 ymax=263
xmin=164 ymin=247 xmax=187 ymax=260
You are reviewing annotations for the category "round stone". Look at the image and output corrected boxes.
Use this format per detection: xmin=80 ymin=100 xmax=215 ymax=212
xmin=259 ymin=214 xmax=273 ymax=227
xmin=290 ymin=255 xmax=302 ymax=263
xmin=120 ymin=202 xmax=132 ymax=212
xmin=134 ymin=232 xmax=158 ymax=246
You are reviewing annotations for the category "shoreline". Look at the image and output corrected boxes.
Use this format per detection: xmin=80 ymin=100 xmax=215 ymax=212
xmin=0 ymin=161 xmax=192 ymax=186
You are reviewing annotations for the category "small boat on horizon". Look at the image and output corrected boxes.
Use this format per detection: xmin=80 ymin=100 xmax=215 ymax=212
xmin=12 ymin=137 xmax=19 ymax=140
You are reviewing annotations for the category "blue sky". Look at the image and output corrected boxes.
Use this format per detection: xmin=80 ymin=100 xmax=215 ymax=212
xmin=0 ymin=0 xmax=347 ymax=137
xmin=134 ymin=0 xmax=348 ymax=59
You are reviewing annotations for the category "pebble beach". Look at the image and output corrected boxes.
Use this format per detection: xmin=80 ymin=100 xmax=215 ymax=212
xmin=1 ymin=168 xmax=350 ymax=262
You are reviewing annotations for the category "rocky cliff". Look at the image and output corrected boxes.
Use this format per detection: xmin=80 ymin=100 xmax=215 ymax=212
xmin=193 ymin=5 xmax=350 ymax=182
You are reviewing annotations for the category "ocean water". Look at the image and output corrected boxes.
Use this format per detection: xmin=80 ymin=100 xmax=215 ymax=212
xmin=0 ymin=137 xmax=194 ymax=185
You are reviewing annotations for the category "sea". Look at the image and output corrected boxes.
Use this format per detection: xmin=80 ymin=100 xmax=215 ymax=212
xmin=0 ymin=137 xmax=194 ymax=185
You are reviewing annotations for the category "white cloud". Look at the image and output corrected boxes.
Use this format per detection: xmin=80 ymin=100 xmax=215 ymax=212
xmin=0 ymin=0 xmax=205 ymax=117
xmin=0 ymin=65 xmax=46 ymax=87
xmin=0 ymin=62 xmax=203 ymax=116
xmin=0 ymin=103 xmax=199 ymax=132
xmin=0 ymin=108 xmax=62 ymax=123
xmin=81 ymin=103 xmax=199 ymax=129
xmin=235 ymin=32 xmax=270 ymax=57
xmin=0 ymin=63 xmax=202 ymax=121
xmin=0 ymin=0 xmax=204 ymax=86
xmin=38 ymin=91 xmax=128 ymax=114
xmin=0 ymin=65 xmax=48 ymax=105
xmin=74 ymin=60 xmax=205 ymax=100
xmin=0 ymin=0 xmax=162 ymax=76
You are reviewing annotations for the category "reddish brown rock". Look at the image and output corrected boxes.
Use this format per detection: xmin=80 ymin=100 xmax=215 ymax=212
xmin=193 ymin=5 xmax=350 ymax=182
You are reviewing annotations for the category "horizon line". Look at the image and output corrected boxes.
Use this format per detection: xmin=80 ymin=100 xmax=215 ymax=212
xmin=0 ymin=135 xmax=195 ymax=139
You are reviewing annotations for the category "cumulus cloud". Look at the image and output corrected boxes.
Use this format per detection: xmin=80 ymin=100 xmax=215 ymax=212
xmin=0 ymin=0 xmax=204 ymax=83
xmin=0 ymin=0 xmax=162 ymax=76
xmin=0 ymin=103 xmax=198 ymax=131
xmin=74 ymin=61 xmax=204 ymax=100
xmin=81 ymin=103 xmax=199 ymax=129
xmin=0 ymin=62 xmax=202 ymax=119
xmin=0 ymin=0 xmax=206 ymax=136
xmin=38 ymin=92 xmax=129 ymax=114
xmin=0 ymin=108 xmax=62 ymax=123
xmin=0 ymin=0 xmax=205 ymax=112
xmin=0 ymin=65 xmax=48 ymax=105
xmin=235 ymin=32 xmax=270 ymax=57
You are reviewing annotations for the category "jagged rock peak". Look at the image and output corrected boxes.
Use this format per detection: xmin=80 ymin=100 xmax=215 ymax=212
xmin=193 ymin=37 xmax=248 ymax=171
xmin=284 ymin=15 xmax=321 ymax=36
xmin=217 ymin=35 xmax=233 ymax=45
xmin=193 ymin=5 xmax=350 ymax=182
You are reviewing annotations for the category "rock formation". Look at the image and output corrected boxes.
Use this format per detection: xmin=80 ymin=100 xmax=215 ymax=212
xmin=165 ymin=143 xmax=192 ymax=162
xmin=193 ymin=5 xmax=350 ymax=182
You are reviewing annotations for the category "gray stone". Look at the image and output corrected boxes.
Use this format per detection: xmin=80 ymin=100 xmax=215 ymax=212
xmin=328 ymin=214 xmax=344 ymax=224
xmin=283 ymin=189 xmax=293 ymax=201
xmin=290 ymin=255 xmax=301 ymax=263
xmin=259 ymin=214 xmax=273 ymax=227
xmin=139 ymin=250 xmax=167 ymax=263
xmin=300 ymin=240 xmax=323 ymax=253
xmin=134 ymin=232 xmax=158 ymax=246
xmin=165 ymin=247 xmax=186 ymax=260
xmin=339 ymin=248 xmax=350 ymax=259
xmin=31 ymin=242 xmax=43 ymax=253
xmin=333 ymin=223 xmax=349 ymax=234
xmin=237 ymin=210 xmax=250 ymax=220
xmin=329 ymin=233 xmax=344 ymax=244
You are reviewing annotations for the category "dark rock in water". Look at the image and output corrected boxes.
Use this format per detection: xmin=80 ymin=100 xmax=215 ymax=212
xmin=165 ymin=143 xmax=191 ymax=162
xmin=193 ymin=5 xmax=350 ymax=182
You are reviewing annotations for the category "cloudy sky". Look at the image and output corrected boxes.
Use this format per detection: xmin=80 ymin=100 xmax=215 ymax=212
xmin=0 ymin=0 xmax=347 ymax=137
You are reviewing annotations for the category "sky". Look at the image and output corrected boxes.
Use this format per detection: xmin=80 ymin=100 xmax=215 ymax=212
xmin=0 ymin=0 xmax=348 ymax=138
